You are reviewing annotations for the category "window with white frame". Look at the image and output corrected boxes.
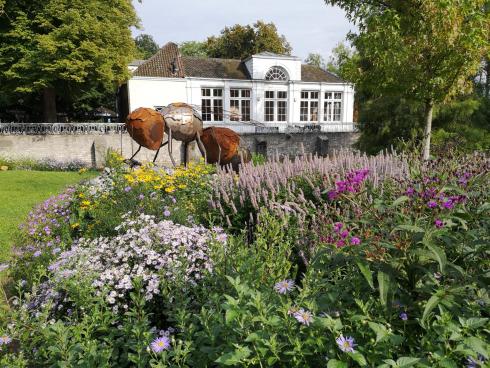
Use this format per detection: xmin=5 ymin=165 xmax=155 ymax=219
xmin=265 ymin=66 xmax=288 ymax=81
xmin=201 ymin=88 xmax=223 ymax=122
xmin=264 ymin=90 xmax=288 ymax=122
xmin=324 ymin=92 xmax=342 ymax=122
xmin=230 ymin=89 xmax=251 ymax=122
xmin=300 ymin=91 xmax=319 ymax=122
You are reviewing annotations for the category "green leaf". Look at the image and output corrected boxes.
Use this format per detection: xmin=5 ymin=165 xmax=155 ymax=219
xmin=460 ymin=317 xmax=488 ymax=329
xmin=377 ymin=270 xmax=391 ymax=309
xmin=422 ymin=294 xmax=441 ymax=325
xmin=215 ymin=346 xmax=252 ymax=366
xmin=396 ymin=357 xmax=421 ymax=367
xmin=225 ymin=309 xmax=239 ymax=324
xmin=392 ymin=224 xmax=425 ymax=233
xmin=327 ymin=359 xmax=348 ymax=368
xmin=392 ymin=195 xmax=410 ymax=207
xmin=425 ymin=241 xmax=447 ymax=273
xmin=368 ymin=322 xmax=390 ymax=343
xmin=356 ymin=260 xmax=374 ymax=289
xmin=349 ymin=352 xmax=368 ymax=366
xmin=463 ymin=337 xmax=489 ymax=359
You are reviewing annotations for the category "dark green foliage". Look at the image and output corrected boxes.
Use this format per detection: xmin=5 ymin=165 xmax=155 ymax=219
xmin=135 ymin=34 xmax=159 ymax=60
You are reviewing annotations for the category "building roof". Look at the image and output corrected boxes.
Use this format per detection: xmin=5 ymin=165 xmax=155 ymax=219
xmin=301 ymin=64 xmax=344 ymax=83
xmin=182 ymin=57 xmax=250 ymax=80
xmin=133 ymin=42 xmax=185 ymax=78
xmin=133 ymin=42 xmax=346 ymax=83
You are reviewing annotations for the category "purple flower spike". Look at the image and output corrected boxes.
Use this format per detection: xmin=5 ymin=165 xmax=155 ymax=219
xmin=150 ymin=336 xmax=171 ymax=353
xmin=336 ymin=335 xmax=356 ymax=353
xmin=274 ymin=279 xmax=295 ymax=294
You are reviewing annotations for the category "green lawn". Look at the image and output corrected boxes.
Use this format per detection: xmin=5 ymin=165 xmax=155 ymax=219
xmin=0 ymin=170 xmax=96 ymax=262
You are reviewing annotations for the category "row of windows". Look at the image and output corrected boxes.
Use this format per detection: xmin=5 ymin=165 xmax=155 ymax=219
xmin=201 ymin=88 xmax=342 ymax=122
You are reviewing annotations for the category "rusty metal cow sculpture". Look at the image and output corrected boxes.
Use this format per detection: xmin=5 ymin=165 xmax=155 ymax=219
xmin=126 ymin=103 xmax=251 ymax=170
xmin=200 ymin=127 xmax=251 ymax=171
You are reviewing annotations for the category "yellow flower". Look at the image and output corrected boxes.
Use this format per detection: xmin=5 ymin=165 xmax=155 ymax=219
xmin=78 ymin=168 xmax=87 ymax=174
xmin=71 ymin=223 xmax=80 ymax=229
xmin=178 ymin=184 xmax=187 ymax=189
xmin=78 ymin=193 xmax=85 ymax=198
xmin=165 ymin=186 xmax=176 ymax=193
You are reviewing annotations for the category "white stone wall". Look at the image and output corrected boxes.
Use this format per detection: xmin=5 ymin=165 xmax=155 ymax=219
xmin=0 ymin=134 xmax=184 ymax=168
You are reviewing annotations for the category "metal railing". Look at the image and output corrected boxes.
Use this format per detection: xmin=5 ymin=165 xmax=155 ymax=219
xmin=0 ymin=122 xmax=126 ymax=135
xmin=0 ymin=121 xmax=358 ymax=135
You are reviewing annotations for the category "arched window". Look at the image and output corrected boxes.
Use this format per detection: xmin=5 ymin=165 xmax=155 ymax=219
xmin=265 ymin=66 xmax=288 ymax=81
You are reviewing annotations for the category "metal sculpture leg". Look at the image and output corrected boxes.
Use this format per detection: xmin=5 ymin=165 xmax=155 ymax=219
xmin=196 ymin=132 xmax=207 ymax=164
xmin=183 ymin=142 xmax=189 ymax=167
xmin=129 ymin=145 xmax=142 ymax=161
xmin=152 ymin=141 xmax=168 ymax=163
xmin=167 ymin=130 xmax=177 ymax=167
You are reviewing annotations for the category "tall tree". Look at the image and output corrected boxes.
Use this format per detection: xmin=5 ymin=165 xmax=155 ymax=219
xmin=206 ymin=21 xmax=292 ymax=59
xmin=304 ymin=53 xmax=326 ymax=69
xmin=0 ymin=0 xmax=139 ymax=122
xmin=179 ymin=41 xmax=208 ymax=57
xmin=325 ymin=0 xmax=489 ymax=159
xmin=135 ymin=34 xmax=159 ymax=60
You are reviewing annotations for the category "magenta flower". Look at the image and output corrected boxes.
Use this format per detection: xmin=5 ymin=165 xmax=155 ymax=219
xmin=427 ymin=201 xmax=438 ymax=209
xmin=405 ymin=187 xmax=415 ymax=196
xmin=442 ymin=200 xmax=454 ymax=209
xmin=336 ymin=335 xmax=356 ymax=353
xmin=333 ymin=222 xmax=343 ymax=232
xmin=434 ymin=219 xmax=444 ymax=228
xmin=293 ymin=308 xmax=314 ymax=326
xmin=336 ymin=239 xmax=346 ymax=248
xmin=350 ymin=237 xmax=361 ymax=245
xmin=328 ymin=191 xmax=339 ymax=201
xmin=274 ymin=279 xmax=295 ymax=294
xmin=150 ymin=336 xmax=170 ymax=353
xmin=340 ymin=230 xmax=349 ymax=239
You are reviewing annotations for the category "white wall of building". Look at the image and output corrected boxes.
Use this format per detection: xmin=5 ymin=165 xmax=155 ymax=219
xmin=128 ymin=78 xmax=187 ymax=112
xmin=127 ymin=63 xmax=355 ymax=132
xmin=244 ymin=54 xmax=302 ymax=81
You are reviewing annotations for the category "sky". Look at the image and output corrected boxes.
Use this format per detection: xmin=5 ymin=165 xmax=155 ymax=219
xmin=131 ymin=0 xmax=356 ymax=61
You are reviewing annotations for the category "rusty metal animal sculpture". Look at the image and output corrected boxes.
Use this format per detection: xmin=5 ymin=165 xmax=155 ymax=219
xmin=160 ymin=102 xmax=207 ymax=166
xmin=126 ymin=107 xmax=165 ymax=163
xmin=200 ymin=127 xmax=251 ymax=170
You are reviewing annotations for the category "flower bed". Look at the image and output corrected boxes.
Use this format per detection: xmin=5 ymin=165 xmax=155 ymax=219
xmin=0 ymin=151 xmax=489 ymax=367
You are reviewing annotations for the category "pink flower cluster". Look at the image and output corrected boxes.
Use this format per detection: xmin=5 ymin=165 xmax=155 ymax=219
xmin=321 ymin=222 xmax=361 ymax=248
xmin=327 ymin=169 xmax=369 ymax=201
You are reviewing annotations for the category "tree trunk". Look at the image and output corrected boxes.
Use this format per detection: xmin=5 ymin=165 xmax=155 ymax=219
xmin=43 ymin=87 xmax=57 ymax=123
xmin=485 ymin=59 xmax=490 ymax=99
xmin=422 ymin=99 xmax=434 ymax=161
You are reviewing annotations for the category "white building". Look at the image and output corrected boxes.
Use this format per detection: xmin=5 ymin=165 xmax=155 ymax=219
xmin=122 ymin=42 xmax=355 ymax=134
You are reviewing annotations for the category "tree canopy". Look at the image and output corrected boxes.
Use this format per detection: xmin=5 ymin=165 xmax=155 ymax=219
xmin=325 ymin=0 xmax=490 ymax=159
xmin=205 ymin=21 xmax=292 ymax=59
xmin=0 ymin=0 xmax=139 ymax=122
xmin=304 ymin=53 xmax=326 ymax=70
xmin=135 ymin=34 xmax=159 ymax=60
xmin=179 ymin=41 xmax=208 ymax=57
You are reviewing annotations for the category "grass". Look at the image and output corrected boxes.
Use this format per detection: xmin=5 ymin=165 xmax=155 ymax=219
xmin=0 ymin=170 xmax=96 ymax=263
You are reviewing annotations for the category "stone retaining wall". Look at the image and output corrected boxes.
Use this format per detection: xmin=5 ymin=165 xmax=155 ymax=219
xmin=0 ymin=132 xmax=359 ymax=168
